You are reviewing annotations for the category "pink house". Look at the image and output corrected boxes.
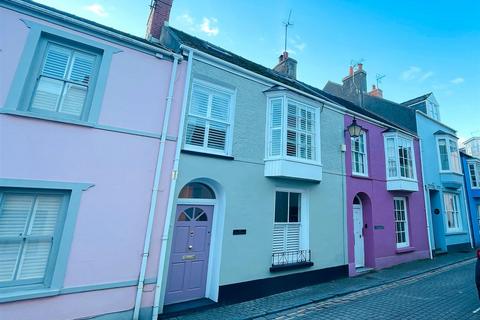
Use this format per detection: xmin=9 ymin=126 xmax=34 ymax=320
xmin=0 ymin=1 xmax=187 ymax=319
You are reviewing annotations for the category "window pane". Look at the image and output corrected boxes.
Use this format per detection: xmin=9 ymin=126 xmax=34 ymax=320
xmin=185 ymin=118 xmax=206 ymax=147
xmin=289 ymin=193 xmax=301 ymax=222
xmin=59 ymin=83 xmax=87 ymax=117
xmin=0 ymin=194 xmax=34 ymax=236
xmin=207 ymin=122 xmax=227 ymax=150
xmin=210 ymin=93 xmax=230 ymax=122
xmin=189 ymin=88 xmax=209 ymax=117
xmin=68 ymin=52 xmax=95 ymax=85
xmin=0 ymin=241 xmax=22 ymax=282
xmin=287 ymin=130 xmax=297 ymax=156
xmin=30 ymin=195 xmax=63 ymax=236
xmin=42 ymin=44 xmax=71 ymax=79
xmin=438 ymin=139 xmax=449 ymax=170
xmin=31 ymin=77 xmax=64 ymax=112
xmin=178 ymin=182 xmax=215 ymax=199
xmin=469 ymin=164 xmax=478 ymax=187
xmin=274 ymin=192 xmax=288 ymax=223
xmin=16 ymin=240 xmax=52 ymax=280
xmin=449 ymin=140 xmax=460 ymax=172
xmin=386 ymin=138 xmax=397 ymax=177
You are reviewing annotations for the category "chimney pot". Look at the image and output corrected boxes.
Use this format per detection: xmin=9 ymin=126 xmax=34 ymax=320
xmin=358 ymin=63 xmax=363 ymax=71
xmin=349 ymin=66 xmax=354 ymax=76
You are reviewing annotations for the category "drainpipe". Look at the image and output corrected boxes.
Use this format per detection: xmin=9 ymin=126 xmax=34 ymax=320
xmin=132 ymin=55 xmax=179 ymax=320
xmin=418 ymin=141 xmax=433 ymax=259
xmin=151 ymin=49 xmax=194 ymax=319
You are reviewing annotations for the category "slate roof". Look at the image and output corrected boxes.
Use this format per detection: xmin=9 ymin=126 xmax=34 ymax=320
xmin=322 ymin=81 xmax=418 ymax=134
xmin=9 ymin=0 xmax=172 ymax=52
xmin=400 ymin=92 xmax=432 ymax=107
xmin=434 ymin=130 xmax=458 ymax=138
xmin=164 ymin=27 xmax=413 ymax=135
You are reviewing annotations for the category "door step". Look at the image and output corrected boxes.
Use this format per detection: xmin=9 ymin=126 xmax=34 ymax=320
xmin=160 ymin=298 xmax=216 ymax=319
xmin=356 ymin=266 xmax=374 ymax=274
xmin=433 ymin=249 xmax=448 ymax=256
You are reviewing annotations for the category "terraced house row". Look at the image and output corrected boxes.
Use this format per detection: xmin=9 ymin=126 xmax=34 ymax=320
xmin=0 ymin=1 xmax=477 ymax=319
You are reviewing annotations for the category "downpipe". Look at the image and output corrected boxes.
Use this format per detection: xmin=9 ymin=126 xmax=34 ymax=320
xmin=151 ymin=49 xmax=194 ymax=319
xmin=132 ymin=55 xmax=179 ymax=320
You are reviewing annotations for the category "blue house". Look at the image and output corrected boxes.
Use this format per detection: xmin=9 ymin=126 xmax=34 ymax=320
xmin=460 ymin=151 xmax=480 ymax=247
xmin=325 ymin=67 xmax=473 ymax=254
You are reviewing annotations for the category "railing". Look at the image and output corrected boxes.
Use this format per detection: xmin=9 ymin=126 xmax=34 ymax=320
xmin=272 ymin=249 xmax=311 ymax=266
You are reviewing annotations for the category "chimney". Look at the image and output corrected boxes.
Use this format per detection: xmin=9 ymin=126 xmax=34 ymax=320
xmin=342 ymin=64 xmax=367 ymax=99
xmin=146 ymin=0 xmax=173 ymax=41
xmin=273 ymin=51 xmax=297 ymax=79
xmin=369 ymin=84 xmax=383 ymax=98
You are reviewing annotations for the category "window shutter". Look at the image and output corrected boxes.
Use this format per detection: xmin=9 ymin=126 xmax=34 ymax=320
xmin=68 ymin=52 xmax=95 ymax=85
xmin=190 ymin=88 xmax=209 ymax=117
xmin=207 ymin=122 xmax=227 ymax=150
xmin=185 ymin=118 xmax=206 ymax=147
xmin=59 ymin=84 xmax=87 ymax=117
xmin=42 ymin=44 xmax=71 ymax=79
xmin=285 ymin=223 xmax=300 ymax=252
xmin=270 ymin=99 xmax=283 ymax=156
xmin=31 ymin=77 xmax=64 ymax=112
xmin=210 ymin=93 xmax=230 ymax=122
xmin=0 ymin=193 xmax=63 ymax=284
xmin=272 ymin=224 xmax=285 ymax=254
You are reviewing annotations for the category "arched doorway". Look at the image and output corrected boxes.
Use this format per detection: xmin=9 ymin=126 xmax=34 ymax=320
xmin=353 ymin=195 xmax=365 ymax=268
xmin=164 ymin=182 xmax=216 ymax=305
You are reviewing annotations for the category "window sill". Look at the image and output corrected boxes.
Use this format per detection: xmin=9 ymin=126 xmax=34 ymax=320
xmin=264 ymin=159 xmax=322 ymax=182
xmin=386 ymin=178 xmax=418 ymax=192
xmin=445 ymin=231 xmax=467 ymax=236
xmin=396 ymin=246 xmax=415 ymax=254
xmin=351 ymin=174 xmax=371 ymax=180
xmin=0 ymin=109 xmax=94 ymax=128
xmin=181 ymin=149 xmax=234 ymax=160
xmin=0 ymin=288 xmax=59 ymax=303
xmin=439 ymin=171 xmax=463 ymax=176
xmin=269 ymin=261 xmax=314 ymax=273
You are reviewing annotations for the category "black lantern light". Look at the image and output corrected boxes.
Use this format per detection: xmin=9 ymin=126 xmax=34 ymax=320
xmin=347 ymin=117 xmax=363 ymax=138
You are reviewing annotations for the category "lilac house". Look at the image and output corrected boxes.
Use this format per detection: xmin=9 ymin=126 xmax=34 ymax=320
xmin=0 ymin=1 xmax=187 ymax=319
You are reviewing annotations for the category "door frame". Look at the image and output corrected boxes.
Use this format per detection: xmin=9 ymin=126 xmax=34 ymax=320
xmin=353 ymin=197 xmax=365 ymax=268
xmin=174 ymin=181 xmax=224 ymax=303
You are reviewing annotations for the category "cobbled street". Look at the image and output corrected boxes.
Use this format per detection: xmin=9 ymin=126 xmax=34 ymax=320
xmin=255 ymin=259 xmax=478 ymax=320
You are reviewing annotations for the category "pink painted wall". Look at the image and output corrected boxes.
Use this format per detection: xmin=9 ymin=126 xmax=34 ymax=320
xmin=344 ymin=115 xmax=430 ymax=276
xmin=0 ymin=7 xmax=186 ymax=320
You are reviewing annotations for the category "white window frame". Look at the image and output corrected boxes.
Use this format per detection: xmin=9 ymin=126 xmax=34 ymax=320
xmin=394 ymin=197 xmax=410 ymax=248
xmin=383 ymin=132 xmax=417 ymax=181
xmin=427 ymin=101 xmax=440 ymax=121
xmin=467 ymin=160 xmax=480 ymax=189
xmin=351 ymin=132 xmax=368 ymax=177
xmin=443 ymin=192 xmax=463 ymax=233
xmin=272 ymin=188 xmax=309 ymax=263
xmin=436 ymin=136 xmax=461 ymax=174
xmin=266 ymin=94 xmax=321 ymax=165
xmin=184 ymin=79 xmax=236 ymax=156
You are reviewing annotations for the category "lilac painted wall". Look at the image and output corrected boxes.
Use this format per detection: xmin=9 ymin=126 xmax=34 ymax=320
xmin=0 ymin=7 xmax=186 ymax=320
xmin=344 ymin=115 xmax=430 ymax=276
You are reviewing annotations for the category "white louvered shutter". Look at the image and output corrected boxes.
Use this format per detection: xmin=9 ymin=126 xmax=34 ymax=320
xmin=186 ymin=84 xmax=232 ymax=153
xmin=0 ymin=193 xmax=63 ymax=284
xmin=270 ymin=99 xmax=283 ymax=156
xmin=31 ymin=43 xmax=96 ymax=118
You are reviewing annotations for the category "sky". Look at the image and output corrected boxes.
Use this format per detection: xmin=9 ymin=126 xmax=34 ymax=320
xmin=35 ymin=0 xmax=480 ymax=141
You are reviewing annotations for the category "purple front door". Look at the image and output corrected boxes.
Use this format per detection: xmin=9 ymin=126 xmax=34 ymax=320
xmin=165 ymin=205 xmax=214 ymax=305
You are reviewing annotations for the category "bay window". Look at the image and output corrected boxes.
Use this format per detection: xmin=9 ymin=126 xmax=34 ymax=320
xmin=384 ymin=133 xmax=418 ymax=191
xmin=265 ymin=93 xmax=322 ymax=181
xmin=437 ymin=137 xmax=461 ymax=173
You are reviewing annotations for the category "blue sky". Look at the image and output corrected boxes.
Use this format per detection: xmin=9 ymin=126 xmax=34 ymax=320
xmin=35 ymin=0 xmax=480 ymax=140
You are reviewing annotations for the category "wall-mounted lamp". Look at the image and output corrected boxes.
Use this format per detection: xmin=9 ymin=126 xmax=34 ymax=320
xmin=347 ymin=117 xmax=364 ymax=138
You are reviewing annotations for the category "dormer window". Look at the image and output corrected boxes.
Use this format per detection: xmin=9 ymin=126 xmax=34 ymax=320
xmin=427 ymin=101 xmax=440 ymax=121
xmin=436 ymin=137 xmax=461 ymax=173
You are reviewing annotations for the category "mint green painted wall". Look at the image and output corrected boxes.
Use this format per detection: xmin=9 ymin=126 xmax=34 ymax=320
xmin=172 ymin=60 xmax=346 ymax=286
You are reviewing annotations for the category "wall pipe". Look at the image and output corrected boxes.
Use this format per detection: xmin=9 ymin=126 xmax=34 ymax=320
xmin=151 ymin=49 xmax=194 ymax=318
xmin=132 ymin=55 xmax=179 ymax=320
xmin=418 ymin=140 xmax=434 ymax=259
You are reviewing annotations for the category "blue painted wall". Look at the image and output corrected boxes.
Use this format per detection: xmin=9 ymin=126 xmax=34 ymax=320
xmin=461 ymin=152 xmax=480 ymax=247
xmin=416 ymin=112 xmax=471 ymax=251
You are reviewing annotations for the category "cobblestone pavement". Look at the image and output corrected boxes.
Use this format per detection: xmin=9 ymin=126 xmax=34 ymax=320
xmin=164 ymin=252 xmax=475 ymax=320
xmin=256 ymin=259 xmax=478 ymax=320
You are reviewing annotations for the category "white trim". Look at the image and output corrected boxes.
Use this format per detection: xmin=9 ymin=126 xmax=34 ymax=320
xmin=183 ymin=79 xmax=237 ymax=156
xmin=351 ymin=132 xmax=368 ymax=177
xmin=394 ymin=197 xmax=410 ymax=248
xmin=443 ymin=192 xmax=463 ymax=233
xmin=383 ymin=132 xmax=418 ymax=182
xmin=466 ymin=159 xmax=480 ymax=189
